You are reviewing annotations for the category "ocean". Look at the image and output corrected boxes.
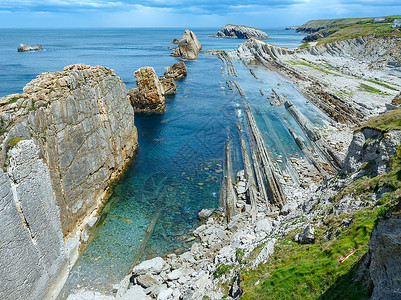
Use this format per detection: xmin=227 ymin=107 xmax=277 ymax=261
xmin=0 ymin=28 xmax=319 ymax=297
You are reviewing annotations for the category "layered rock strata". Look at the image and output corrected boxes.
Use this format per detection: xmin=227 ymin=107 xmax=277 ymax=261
xmin=128 ymin=66 xmax=166 ymax=112
xmin=171 ymin=29 xmax=202 ymax=60
xmin=212 ymin=24 xmax=269 ymax=39
xmin=164 ymin=62 xmax=188 ymax=80
xmin=0 ymin=63 xmax=138 ymax=299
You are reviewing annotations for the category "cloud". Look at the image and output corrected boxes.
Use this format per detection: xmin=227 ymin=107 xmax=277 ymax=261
xmin=0 ymin=0 xmax=400 ymax=27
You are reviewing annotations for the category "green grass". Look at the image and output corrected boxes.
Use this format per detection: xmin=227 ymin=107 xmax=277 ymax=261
xmin=241 ymin=209 xmax=379 ymax=299
xmin=363 ymin=79 xmax=399 ymax=91
xmin=360 ymin=108 xmax=401 ymax=132
xmin=286 ymin=59 xmax=341 ymax=76
xmin=215 ymin=263 xmax=234 ymax=278
xmin=6 ymin=137 xmax=26 ymax=152
xmin=7 ymin=96 xmax=21 ymax=105
xmin=359 ymin=83 xmax=384 ymax=94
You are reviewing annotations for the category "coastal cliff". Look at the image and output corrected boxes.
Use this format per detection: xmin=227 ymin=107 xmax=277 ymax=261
xmin=212 ymin=24 xmax=269 ymax=39
xmin=0 ymin=63 xmax=138 ymax=299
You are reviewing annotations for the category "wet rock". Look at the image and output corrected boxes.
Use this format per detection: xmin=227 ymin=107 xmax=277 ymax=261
xmin=164 ymin=62 xmax=187 ymax=80
xmin=171 ymin=29 xmax=202 ymax=60
xmin=159 ymin=76 xmax=176 ymax=95
xmin=128 ymin=67 xmax=165 ymax=113
xmin=132 ymin=257 xmax=166 ymax=276
xmin=17 ymin=43 xmax=43 ymax=52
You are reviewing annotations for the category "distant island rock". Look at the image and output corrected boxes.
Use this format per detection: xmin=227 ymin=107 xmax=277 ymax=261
xmin=212 ymin=24 xmax=269 ymax=39
xmin=285 ymin=27 xmax=298 ymax=30
xmin=17 ymin=44 xmax=43 ymax=52
xmin=171 ymin=29 xmax=202 ymax=60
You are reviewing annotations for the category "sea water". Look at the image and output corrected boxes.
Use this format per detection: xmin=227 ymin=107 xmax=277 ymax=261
xmin=0 ymin=28 xmax=313 ymax=296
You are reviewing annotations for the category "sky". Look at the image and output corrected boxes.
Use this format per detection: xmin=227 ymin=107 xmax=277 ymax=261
xmin=0 ymin=0 xmax=400 ymax=28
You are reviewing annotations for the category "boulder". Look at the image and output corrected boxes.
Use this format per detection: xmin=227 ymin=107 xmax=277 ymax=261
xmin=164 ymin=62 xmax=187 ymax=80
xmin=118 ymin=285 xmax=150 ymax=300
xmin=212 ymin=25 xmax=269 ymax=39
xmin=159 ymin=77 xmax=176 ymax=95
xmin=295 ymin=224 xmax=315 ymax=244
xmin=171 ymin=29 xmax=202 ymax=60
xmin=128 ymin=67 xmax=165 ymax=113
xmin=17 ymin=43 xmax=43 ymax=52
xmin=132 ymin=257 xmax=166 ymax=276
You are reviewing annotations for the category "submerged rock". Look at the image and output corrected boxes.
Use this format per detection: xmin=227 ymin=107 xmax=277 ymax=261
xmin=164 ymin=62 xmax=187 ymax=80
xmin=128 ymin=67 xmax=166 ymax=112
xmin=171 ymin=30 xmax=202 ymax=60
xmin=17 ymin=43 xmax=43 ymax=52
xmin=212 ymin=24 xmax=269 ymax=39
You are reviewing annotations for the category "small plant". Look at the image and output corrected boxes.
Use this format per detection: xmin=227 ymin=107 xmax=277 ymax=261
xmin=7 ymin=96 xmax=21 ymax=105
xmin=359 ymin=83 xmax=384 ymax=94
xmin=214 ymin=263 xmax=234 ymax=278
xmin=6 ymin=137 xmax=26 ymax=152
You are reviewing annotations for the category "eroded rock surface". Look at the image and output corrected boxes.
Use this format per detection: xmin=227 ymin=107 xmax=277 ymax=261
xmin=0 ymin=140 xmax=66 ymax=300
xmin=171 ymin=30 xmax=202 ymax=60
xmin=128 ymin=67 xmax=166 ymax=112
xmin=164 ymin=62 xmax=187 ymax=80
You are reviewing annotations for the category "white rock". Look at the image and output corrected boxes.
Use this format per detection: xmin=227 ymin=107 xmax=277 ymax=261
xmin=157 ymin=288 xmax=174 ymax=300
xmin=167 ymin=269 xmax=183 ymax=281
xmin=133 ymin=257 xmax=166 ymax=275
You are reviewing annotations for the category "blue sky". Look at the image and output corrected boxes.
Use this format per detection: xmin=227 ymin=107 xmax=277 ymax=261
xmin=0 ymin=0 xmax=400 ymax=28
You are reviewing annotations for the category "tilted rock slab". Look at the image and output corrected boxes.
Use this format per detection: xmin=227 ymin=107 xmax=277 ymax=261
xmin=212 ymin=24 xmax=269 ymax=39
xmin=17 ymin=43 xmax=43 ymax=52
xmin=171 ymin=29 xmax=202 ymax=60
xmin=128 ymin=66 xmax=166 ymax=112
xmin=0 ymin=63 xmax=138 ymax=236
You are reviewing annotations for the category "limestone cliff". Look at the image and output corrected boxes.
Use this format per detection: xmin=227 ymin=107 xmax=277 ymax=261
xmin=0 ymin=63 xmax=138 ymax=299
xmin=171 ymin=29 xmax=202 ymax=60
xmin=212 ymin=24 xmax=269 ymax=39
xmin=0 ymin=63 xmax=138 ymax=236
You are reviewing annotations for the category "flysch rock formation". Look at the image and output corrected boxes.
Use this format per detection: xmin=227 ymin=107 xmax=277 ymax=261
xmin=171 ymin=29 xmax=202 ymax=60
xmin=212 ymin=24 xmax=269 ymax=39
xmin=128 ymin=66 xmax=166 ymax=112
xmin=0 ymin=140 xmax=66 ymax=300
xmin=17 ymin=43 xmax=43 ymax=52
xmin=0 ymin=63 xmax=138 ymax=300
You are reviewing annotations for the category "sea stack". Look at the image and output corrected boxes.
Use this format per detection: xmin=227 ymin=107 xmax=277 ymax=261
xmin=17 ymin=43 xmax=43 ymax=52
xmin=128 ymin=67 xmax=166 ymax=112
xmin=164 ymin=62 xmax=188 ymax=80
xmin=212 ymin=24 xmax=269 ymax=39
xmin=171 ymin=29 xmax=202 ymax=60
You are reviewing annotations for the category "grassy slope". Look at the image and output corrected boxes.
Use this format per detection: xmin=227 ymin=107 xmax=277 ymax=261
xmin=240 ymin=110 xmax=401 ymax=299
xmin=298 ymin=15 xmax=401 ymax=46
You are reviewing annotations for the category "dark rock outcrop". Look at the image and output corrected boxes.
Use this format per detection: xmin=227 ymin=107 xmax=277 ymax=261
xmin=128 ymin=67 xmax=165 ymax=112
xmin=171 ymin=29 xmax=202 ymax=60
xmin=368 ymin=203 xmax=401 ymax=299
xmin=17 ymin=43 xmax=43 ymax=52
xmin=212 ymin=24 xmax=269 ymax=39
xmin=172 ymin=38 xmax=179 ymax=44
xmin=0 ymin=63 xmax=138 ymax=299
xmin=164 ymin=62 xmax=187 ymax=80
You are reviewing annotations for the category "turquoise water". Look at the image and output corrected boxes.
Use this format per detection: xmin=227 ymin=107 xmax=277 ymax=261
xmin=0 ymin=28 xmax=320 ymax=296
